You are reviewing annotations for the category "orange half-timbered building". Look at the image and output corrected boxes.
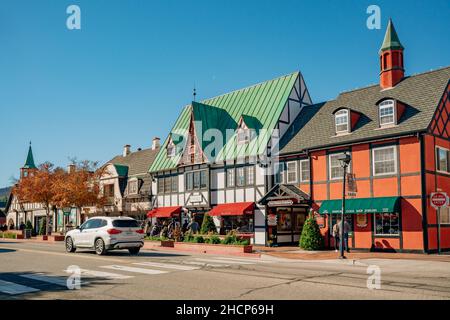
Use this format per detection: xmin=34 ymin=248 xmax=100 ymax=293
xmin=260 ymin=20 xmax=450 ymax=253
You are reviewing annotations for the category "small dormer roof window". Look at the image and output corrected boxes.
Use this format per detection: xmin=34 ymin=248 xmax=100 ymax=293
xmin=335 ymin=109 xmax=349 ymax=134
xmin=379 ymin=99 xmax=395 ymax=126
xmin=167 ymin=138 xmax=176 ymax=158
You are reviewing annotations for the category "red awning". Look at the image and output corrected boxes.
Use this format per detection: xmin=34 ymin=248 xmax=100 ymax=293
xmin=208 ymin=202 xmax=255 ymax=217
xmin=147 ymin=206 xmax=182 ymax=218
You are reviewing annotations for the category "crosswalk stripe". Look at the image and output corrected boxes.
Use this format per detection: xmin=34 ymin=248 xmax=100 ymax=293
xmin=20 ymin=273 xmax=70 ymax=287
xmin=66 ymin=269 xmax=133 ymax=280
xmin=0 ymin=280 xmax=40 ymax=295
xmin=193 ymin=258 xmax=256 ymax=265
xmin=216 ymin=257 xmax=270 ymax=263
xmin=133 ymin=262 xmax=200 ymax=271
xmin=101 ymin=265 xmax=169 ymax=275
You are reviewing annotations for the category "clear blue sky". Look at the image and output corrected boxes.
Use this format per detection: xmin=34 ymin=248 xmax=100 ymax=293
xmin=1 ymin=0 xmax=449 ymax=187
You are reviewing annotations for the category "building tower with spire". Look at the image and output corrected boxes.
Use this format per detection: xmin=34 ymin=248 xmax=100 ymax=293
xmin=379 ymin=19 xmax=405 ymax=89
xmin=20 ymin=143 xmax=37 ymax=179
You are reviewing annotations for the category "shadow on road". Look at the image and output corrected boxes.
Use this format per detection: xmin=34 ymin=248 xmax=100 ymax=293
xmin=0 ymin=248 xmax=16 ymax=254
xmin=0 ymin=271 xmax=122 ymax=300
xmin=74 ymin=249 xmax=188 ymax=258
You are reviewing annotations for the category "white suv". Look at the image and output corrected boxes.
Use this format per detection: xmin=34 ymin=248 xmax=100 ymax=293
xmin=65 ymin=217 xmax=144 ymax=255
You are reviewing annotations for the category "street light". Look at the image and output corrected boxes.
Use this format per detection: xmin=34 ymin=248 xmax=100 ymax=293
xmin=337 ymin=152 xmax=351 ymax=259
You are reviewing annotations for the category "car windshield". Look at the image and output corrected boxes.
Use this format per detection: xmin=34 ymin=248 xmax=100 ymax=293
xmin=112 ymin=220 xmax=139 ymax=228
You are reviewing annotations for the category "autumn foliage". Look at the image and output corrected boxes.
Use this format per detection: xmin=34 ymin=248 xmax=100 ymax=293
xmin=13 ymin=161 xmax=106 ymax=235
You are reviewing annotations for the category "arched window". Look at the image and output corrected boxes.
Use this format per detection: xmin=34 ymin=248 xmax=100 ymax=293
xmin=335 ymin=109 xmax=349 ymax=133
xmin=379 ymin=99 xmax=395 ymax=125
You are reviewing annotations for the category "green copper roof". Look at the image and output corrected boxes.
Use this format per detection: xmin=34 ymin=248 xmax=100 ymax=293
xmin=149 ymin=72 xmax=300 ymax=172
xmin=114 ymin=164 xmax=129 ymax=177
xmin=380 ymin=19 xmax=404 ymax=52
xmin=23 ymin=144 xmax=37 ymax=169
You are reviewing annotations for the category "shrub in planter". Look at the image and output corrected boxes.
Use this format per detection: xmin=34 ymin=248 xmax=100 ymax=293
xmin=299 ymin=216 xmax=324 ymax=250
xmin=1 ymin=232 xmax=17 ymax=239
xmin=183 ymin=231 xmax=195 ymax=243
xmin=222 ymin=233 xmax=238 ymax=245
xmin=193 ymin=236 xmax=205 ymax=243
xmin=209 ymin=235 xmax=221 ymax=245
xmin=200 ymin=214 xmax=217 ymax=235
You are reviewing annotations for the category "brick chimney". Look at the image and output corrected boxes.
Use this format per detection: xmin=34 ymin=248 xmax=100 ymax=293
xmin=152 ymin=137 xmax=160 ymax=150
xmin=123 ymin=145 xmax=131 ymax=157
xmin=67 ymin=164 xmax=76 ymax=174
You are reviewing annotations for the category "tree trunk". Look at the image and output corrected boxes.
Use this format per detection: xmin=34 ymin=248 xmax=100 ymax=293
xmin=45 ymin=207 xmax=50 ymax=236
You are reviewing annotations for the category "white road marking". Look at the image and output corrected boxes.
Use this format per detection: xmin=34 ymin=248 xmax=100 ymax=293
xmin=100 ymin=265 xmax=169 ymax=275
xmin=65 ymin=269 xmax=133 ymax=280
xmin=0 ymin=280 xmax=40 ymax=295
xmin=193 ymin=258 xmax=256 ymax=265
xmin=133 ymin=262 xmax=200 ymax=271
xmin=214 ymin=257 xmax=270 ymax=263
xmin=20 ymin=273 xmax=71 ymax=287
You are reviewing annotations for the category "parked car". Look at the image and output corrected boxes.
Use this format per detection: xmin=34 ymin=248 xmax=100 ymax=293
xmin=65 ymin=216 xmax=144 ymax=255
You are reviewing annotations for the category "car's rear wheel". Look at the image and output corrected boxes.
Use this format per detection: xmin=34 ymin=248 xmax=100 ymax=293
xmin=128 ymin=247 xmax=140 ymax=255
xmin=95 ymin=238 xmax=106 ymax=255
xmin=65 ymin=237 xmax=76 ymax=253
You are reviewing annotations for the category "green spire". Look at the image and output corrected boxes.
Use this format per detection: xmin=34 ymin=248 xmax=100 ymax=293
xmin=380 ymin=18 xmax=404 ymax=52
xmin=23 ymin=142 xmax=37 ymax=169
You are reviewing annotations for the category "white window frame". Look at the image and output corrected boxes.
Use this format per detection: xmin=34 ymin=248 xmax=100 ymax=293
xmin=374 ymin=212 xmax=400 ymax=236
xmin=286 ymin=161 xmax=298 ymax=184
xmin=236 ymin=167 xmax=245 ymax=187
xmin=379 ymin=99 xmax=396 ymax=126
xmin=372 ymin=146 xmax=397 ymax=176
xmin=167 ymin=144 xmax=176 ymax=158
xmin=227 ymin=168 xmax=235 ymax=187
xmin=128 ymin=179 xmax=138 ymax=195
xmin=436 ymin=146 xmax=450 ymax=174
xmin=237 ymin=128 xmax=251 ymax=145
xmin=335 ymin=109 xmax=349 ymax=134
xmin=246 ymin=165 xmax=255 ymax=186
xmin=300 ymin=159 xmax=310 ymax=182
xmin=329 ymin=153 xmax=351 ymax=180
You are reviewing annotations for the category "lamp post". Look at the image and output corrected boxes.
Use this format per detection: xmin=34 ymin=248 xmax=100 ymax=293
xmin=337 ymin=152 xmax=351 ymax=259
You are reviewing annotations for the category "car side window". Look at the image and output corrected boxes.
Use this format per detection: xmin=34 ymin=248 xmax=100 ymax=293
xmin=99 ymin=219 xmax=108 ymax=228
xmin=83 ymin=219 xmax=98 ymax=230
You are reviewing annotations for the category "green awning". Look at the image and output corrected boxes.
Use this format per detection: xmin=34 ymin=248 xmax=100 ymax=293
xmin=319 ymin=197 xmax=401 ymax=215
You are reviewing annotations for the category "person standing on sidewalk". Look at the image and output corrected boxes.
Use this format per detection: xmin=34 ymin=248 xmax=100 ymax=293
xmin=332 ymin=221 xmax=340 ymax=252
xmin=336 ymin=218 xmax=351 ymax=253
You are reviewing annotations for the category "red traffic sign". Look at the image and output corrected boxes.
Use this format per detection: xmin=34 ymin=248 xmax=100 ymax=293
xmin=430 ymin=192 xmax=448 ymax=209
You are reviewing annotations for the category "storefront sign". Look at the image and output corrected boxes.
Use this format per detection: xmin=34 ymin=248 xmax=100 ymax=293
xmin=267 ymin=214 xmax=278 ymax=226
xmin=431 ymin=192 xmax=448 ymax=209
xmin=189 ymin=194 xmax=202 ymax=204
xmin=267 ymin=200 xmax=294 ymax=207
xmin=356 ymin=214 xmax=368 ymax=228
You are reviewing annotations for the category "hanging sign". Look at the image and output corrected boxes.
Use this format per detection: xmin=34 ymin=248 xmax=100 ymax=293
xmin=346 ymin=173 xmax=357 ymax=197
xmin=430 ymin=192 xmax=448 ymax=209
xmin=267 ymin=200 xmax=294 ymax=207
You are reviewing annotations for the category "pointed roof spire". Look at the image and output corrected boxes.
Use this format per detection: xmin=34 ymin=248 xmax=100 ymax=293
xmin=23 ymin=142 xmax=37 ymax=169
xmin=380 ymin=18 xmax=404 ymax=52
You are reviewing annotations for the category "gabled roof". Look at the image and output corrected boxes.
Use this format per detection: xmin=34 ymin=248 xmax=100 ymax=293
xmin=109 ymin=147 xmax=160 ymax=177
xmin=150 ymin=72 xmax=301 ymax=172
xmin=281 ymin=67 xmax=450 ymax=154
xmin=258 ymin=184 xmax=311 ymax=205
xmin=380 ymin=19 xmax=404 ymax=52
xmin=23 ymin=144 xmax=37 ymax=169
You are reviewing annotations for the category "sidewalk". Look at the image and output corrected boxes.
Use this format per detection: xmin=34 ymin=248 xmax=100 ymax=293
xmin=254 ymin=245 xmax=450 ymax=262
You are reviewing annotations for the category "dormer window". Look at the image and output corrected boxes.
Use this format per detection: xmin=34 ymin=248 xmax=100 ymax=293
xmin=335 ymin=109 xmax=349 ymax=133
xmin=167 ymin=145 xmax=175 ymax=158
xmin=379 ymin=99 xmax=395 ymax=125
xmin=237 ymin=128 xmax=251 ymax=144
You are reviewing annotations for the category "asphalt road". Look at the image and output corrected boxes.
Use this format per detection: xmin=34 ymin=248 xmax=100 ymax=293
xmin=1 ymin=240 xmax=450 ymax=300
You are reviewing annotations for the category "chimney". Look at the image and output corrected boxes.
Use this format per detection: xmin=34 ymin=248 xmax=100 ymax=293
xmin=152 ymin=137 xmax=161 ymax=150
xmin=67 ymin=164 xmax=76 ymax=174
xmin=123 ymin=145 xmax=131 ymax=157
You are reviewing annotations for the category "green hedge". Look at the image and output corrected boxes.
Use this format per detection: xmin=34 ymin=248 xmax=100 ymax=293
xmin=0 ymin=232 xmax=17 ymax=239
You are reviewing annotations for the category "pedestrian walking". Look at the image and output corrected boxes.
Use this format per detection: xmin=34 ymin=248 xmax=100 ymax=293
xmin=332 ymin=221 xmax=340 ymax=252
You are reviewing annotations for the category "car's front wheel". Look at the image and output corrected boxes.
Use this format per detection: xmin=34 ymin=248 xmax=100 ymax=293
xmin=128 ymin=247 xmax=140 ymax=255
xmin=95 ymin=238 xmax=106 ymax=255
xmin=65 ymin=237 xmax=76 ymax=253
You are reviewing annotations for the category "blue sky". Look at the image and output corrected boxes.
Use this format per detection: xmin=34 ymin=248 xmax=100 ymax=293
xmin=0 ymin=0 xmax=449 ymax=187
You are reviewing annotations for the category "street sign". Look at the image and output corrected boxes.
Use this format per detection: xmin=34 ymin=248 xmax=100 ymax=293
xmin=430 ymin=192 xmax=448 ymax=209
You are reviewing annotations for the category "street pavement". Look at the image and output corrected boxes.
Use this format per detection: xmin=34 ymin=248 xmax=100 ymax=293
xmin=1 ymin=240 xmax=450 ymax=300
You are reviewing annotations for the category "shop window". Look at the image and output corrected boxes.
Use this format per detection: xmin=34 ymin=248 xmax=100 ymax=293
xmin=286 ymin=161 xmax=297 ymax=183
xmin=236 ymin=167 xmax=245 ymax=187
xmin=164 ymin=176 xmax=171 ymax=193
xmin=227 ymin=168 xmax=235 ymax=187
xmin=436 ymin=147 xmax=450 ymax=173
xmin=373 ymin=146 xmax=397 ymax=176
xmin=277 ymin=208 xmax=292 ymax=232
xmin=222 ymin=216 xmax=254 ymax=234
xmin=274 ymin=162 xmax=285 ymax=184
xmin=329 ymin=215 xmax=354 ymax=236
xmin=185 ymin=173 xmax=193 ymax=191
xmin=335 ymin=109 xmax=349 ymax=134
xmin=246 ymin=166 xmax=255 ymax=185
xmin=329 ymin=153 xmax=350 ymax=180
xmin=440 ymin=207 xmax=450 ymax=225
xmin=374 ymin=212 xmax=399 ymax=236
xmin=300 ymin=159 xmax=310 ymax=182
xmin=379 ymin=100 xmax=395 ymax=126
xmin=200 ymin=171 xmax=207 ymax=189
xmin=171 ymin=175 xmax=178 ymax=193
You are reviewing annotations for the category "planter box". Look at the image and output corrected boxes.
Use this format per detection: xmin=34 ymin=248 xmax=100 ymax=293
xmin=175 ymin=242 xmax=253 ymax=255
xmin=37 ymin=235 xmax=48 ymax=241
xmin=143 ymin=240 xmax=162 ymax=250
xmin=49 ymin=235 xmax=65 ymax=242
xmin=16 ymin=234 xmax=24 ymax=239
xmin=161 ymin=240 xmax=175 ymax=248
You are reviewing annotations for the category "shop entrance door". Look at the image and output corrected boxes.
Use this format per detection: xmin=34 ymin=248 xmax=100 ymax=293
xmin=272 ymin=206 xmax=308 ymax=245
